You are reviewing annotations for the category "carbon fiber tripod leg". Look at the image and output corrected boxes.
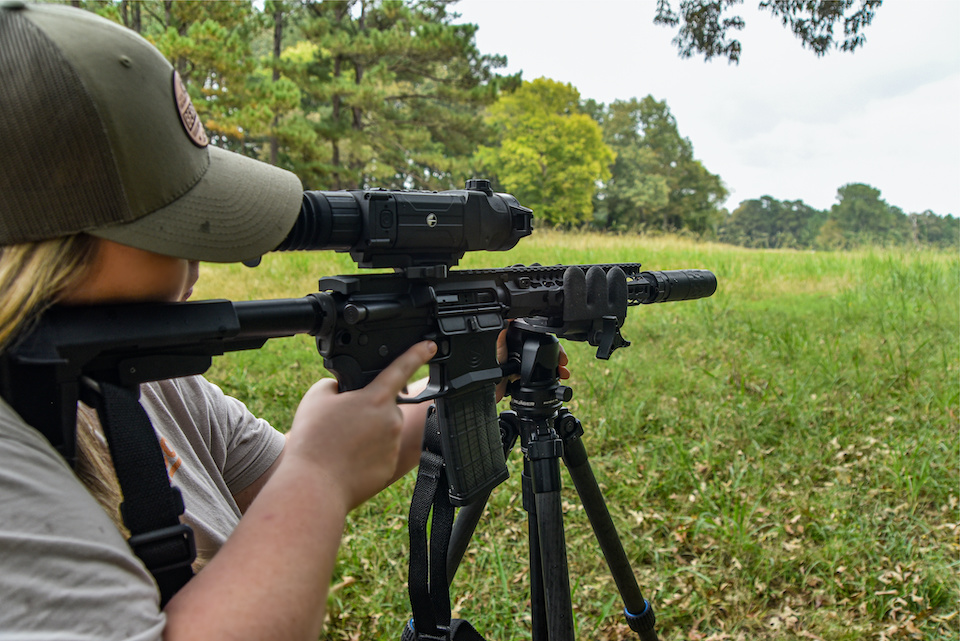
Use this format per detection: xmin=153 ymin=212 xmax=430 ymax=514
xmin=527 ymin=434 xmax=575 ymax=641
xmin=558 ymin=410 xmax=659 ymax=641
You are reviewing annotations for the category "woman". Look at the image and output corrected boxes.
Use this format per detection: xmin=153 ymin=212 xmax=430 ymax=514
xmin=0 ymin=3 xmax=436 ymax=639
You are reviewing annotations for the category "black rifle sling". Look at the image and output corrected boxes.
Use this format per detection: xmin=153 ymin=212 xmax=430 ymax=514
xmin=403 ymin=406 xmax=485 ymax=641
xmin=84 ymin=380 xmax=196 ymax=606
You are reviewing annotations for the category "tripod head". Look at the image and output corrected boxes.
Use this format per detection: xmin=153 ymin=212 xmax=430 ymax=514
xmin=502 ymin=323 xmax=572 ymax=425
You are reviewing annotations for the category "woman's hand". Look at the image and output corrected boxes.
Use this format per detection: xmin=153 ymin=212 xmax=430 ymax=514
xmin=285 ymin=340 xmax=437 ymax=511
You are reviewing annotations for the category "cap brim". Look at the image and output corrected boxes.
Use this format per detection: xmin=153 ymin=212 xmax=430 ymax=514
xmin=91 ymin=146 xmax=302 ymax=263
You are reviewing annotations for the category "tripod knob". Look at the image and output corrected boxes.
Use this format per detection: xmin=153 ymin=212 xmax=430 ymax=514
xmin=556 ymin=385 xmax=573 ymax=402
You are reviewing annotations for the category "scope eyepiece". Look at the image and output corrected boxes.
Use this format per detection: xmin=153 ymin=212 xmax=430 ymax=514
xmin=272 ymin=180 xmax=533 ymax=270
xmin=276 ymin=191 xmax=363 ymax=253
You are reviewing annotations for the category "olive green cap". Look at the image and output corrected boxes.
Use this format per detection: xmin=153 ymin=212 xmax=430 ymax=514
xmin=0 ymin=2 xmax=302 ymax=262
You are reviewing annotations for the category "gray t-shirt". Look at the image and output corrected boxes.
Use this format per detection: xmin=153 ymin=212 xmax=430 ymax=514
xmin=0 ymin=375 xmax=285 ymax=639
xmin=140 ymin=376 xmax=285 ymax=562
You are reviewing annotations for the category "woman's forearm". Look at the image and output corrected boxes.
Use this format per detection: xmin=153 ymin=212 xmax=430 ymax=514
xmin=163 ymin=458 xmax=347 ymax=640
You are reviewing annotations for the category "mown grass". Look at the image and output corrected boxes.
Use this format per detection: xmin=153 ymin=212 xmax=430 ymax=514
xmin=193 ymin=230 xmax=959 ymax=640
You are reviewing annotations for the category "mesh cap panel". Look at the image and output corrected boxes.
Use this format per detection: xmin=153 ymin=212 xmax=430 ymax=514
xmin=0 ymin=9 xmax=128 ymax=243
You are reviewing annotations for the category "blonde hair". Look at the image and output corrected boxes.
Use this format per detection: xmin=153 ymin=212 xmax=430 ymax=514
xmin=0 ymin=234 xmax=99 ymax=351
xmin=0 ymin=235 xmax=127 ymax=532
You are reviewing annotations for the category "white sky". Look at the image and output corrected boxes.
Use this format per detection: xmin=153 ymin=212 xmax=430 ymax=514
xmin=454 ymin=0 xmax=960 ymax=216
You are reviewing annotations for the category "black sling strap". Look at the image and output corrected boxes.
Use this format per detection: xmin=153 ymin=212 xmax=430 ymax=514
xmin=402 ymin=406 xmax=485 ymax=641
xmin=82 ymin=379 xmax=196 ymax=606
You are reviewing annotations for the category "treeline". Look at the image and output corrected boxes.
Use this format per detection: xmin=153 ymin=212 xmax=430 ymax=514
xmin=720 ymin=184 xmax=960 ymax=250
xmin=66 ymin=0 xmax=956 ymax=249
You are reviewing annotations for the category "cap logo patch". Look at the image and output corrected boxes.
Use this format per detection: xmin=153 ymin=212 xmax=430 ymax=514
xmin=173 ymin=71 xmax=208 ymax=148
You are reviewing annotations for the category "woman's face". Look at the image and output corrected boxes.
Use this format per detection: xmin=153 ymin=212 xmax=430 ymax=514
xmin=60 ymin=238 xmax=200 ymax=304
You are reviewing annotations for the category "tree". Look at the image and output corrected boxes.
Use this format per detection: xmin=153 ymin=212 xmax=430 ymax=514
xmin=654 ymin=0 xmax=882 ymax=63
xmin=592 ymin=97 xmax=726 ymax=234
xmin=118 ymin=0 xmax=142 ymax=32
xmin=719 ymin=195 xmax=824 ymax=248
xmin=815 ymin=218 xmax=847 ymax=249
xmin=475 ymin=78 xmax=613 ymax=226
xmin=78 ymin=1 xmax=301 ymax=161
xmin=285 ymin=0 xmax=515 ymax=191
xmin=825 ymin=182 xmax=909 ymax=247
xmin=149 ymin=2 xmax=299 ymax=155
xmin=264 ymin=0 xmax=294 ymax=166
xmin=909 ymin=211 xmax=960 ymax=249
xmin=587 ymin=99 xmax=669 ymax=230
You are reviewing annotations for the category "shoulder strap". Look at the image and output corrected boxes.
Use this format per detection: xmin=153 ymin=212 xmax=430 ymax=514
xmin=403 ymin=406 xmax=486 ymax=641
xmin=83 ymin=379 xmax=196 ymax=606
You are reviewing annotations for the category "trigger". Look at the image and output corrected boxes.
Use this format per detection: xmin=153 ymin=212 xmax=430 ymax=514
xmin=398 ymin=377 xmax=444 ymax=404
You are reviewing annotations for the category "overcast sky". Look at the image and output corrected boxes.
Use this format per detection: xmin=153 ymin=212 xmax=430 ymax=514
xmin=454 ymin=0 xmax=960 ymax=216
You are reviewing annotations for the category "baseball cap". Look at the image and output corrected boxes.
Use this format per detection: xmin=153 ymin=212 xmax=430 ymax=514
xmin=0 ymin=1 xmax=302 ymax=262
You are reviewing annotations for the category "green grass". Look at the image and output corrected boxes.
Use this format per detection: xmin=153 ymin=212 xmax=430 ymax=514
xmin=193 ymin=230 xmax=959 ymax=640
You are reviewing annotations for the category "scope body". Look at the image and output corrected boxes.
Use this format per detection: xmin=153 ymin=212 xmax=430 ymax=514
xmin=276 ymin=179 xmax=533 ymax=269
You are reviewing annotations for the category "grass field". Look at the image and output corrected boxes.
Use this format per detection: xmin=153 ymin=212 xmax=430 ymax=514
xmin=193 ymin=230 xmax=959 ymax=640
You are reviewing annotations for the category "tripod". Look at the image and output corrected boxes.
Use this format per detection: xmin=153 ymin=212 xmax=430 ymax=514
xmin=442 ymin=322 xmax=658 ymax=641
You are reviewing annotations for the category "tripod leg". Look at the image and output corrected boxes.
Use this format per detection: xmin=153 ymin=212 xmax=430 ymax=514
xmin=446 ymin=491 xmax=489 ymax=585
xmin=522 ymin=458 xmax=548 ymax=640
xmin=528 ymin=438 xmax=575 ymax=641
xmin=561 ymin=421 xmax=658 ymax=641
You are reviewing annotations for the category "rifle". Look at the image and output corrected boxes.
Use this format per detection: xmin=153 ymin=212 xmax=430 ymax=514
xmin=1 ymin=180 xmax=716 ymax=506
